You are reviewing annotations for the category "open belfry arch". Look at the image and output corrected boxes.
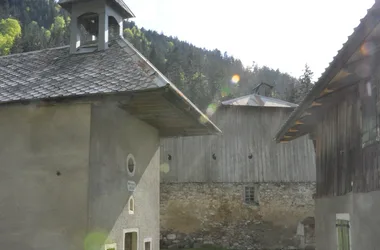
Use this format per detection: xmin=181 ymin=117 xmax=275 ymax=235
xmin=59 ymin=0 xmax=134 ymax=52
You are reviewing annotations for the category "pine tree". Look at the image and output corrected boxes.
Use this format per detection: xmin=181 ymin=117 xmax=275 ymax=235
xmin=291 ymin=64 xmax=314 ymax=104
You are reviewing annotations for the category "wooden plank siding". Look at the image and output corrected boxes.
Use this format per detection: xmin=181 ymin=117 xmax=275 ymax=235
xmin=160 ymin=106 xmax=316 ymax=183
xmin=315 ymin=89 xmax=361 ymax=197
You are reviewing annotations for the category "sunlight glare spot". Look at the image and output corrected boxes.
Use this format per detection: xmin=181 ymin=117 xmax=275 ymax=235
xmin=360 ymin=42 xmax=376 ymax=56
xmin=231 ymin=74 xmax=240 ymax=84
xmin=160 ymin=163 xmax=170 ymax=173
xmin=199 ymin=116 xmax=208 ymax=124
xmin=206 ymin=103 xmax=218 ymax=117
xmin=84 ymin=231 xmax=108 ymax=250
xmin=355 ymin=63 xmax=371 ymax=78
xmin=221 ymin=86 xmax=230 ymax=98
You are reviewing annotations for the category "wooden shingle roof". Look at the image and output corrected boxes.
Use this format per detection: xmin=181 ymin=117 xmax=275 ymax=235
xmin=0 ymin=38 xmax=221 ymax=137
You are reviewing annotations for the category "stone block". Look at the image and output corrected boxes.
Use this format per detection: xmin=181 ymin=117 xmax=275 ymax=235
xmin=167 ymin=234 xmax=176 ymax=240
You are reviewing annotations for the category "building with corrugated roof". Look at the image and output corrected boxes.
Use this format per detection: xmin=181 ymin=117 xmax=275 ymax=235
xmin=275 ymin=1 xmax=380 ymax=249
xmin=160 ymin=92 xmax=316 ymax=249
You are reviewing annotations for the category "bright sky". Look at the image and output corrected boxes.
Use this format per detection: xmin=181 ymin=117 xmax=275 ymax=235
xmin=126 ymin=0 xmax=374 ymax=80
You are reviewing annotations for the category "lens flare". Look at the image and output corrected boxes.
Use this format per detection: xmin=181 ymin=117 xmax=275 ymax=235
xmin=355 ymin=63 xmax=371 ymax=78
xmin=206 ymin=103 xmax=218 ymax=117
xmin=360 ymin=42 xmax=375 ymax=56
xmin=84 ymin=231 xmax=108 ymax=250
xmin=160 ymin=163 xmax=170 ymax=173
xmin=231 ymin=74 xmax=240 ymax=84
xmin=199 ymin=116 xmax=208 ymax=124
xmin=221 ymin=86 xmax=230 ymax=97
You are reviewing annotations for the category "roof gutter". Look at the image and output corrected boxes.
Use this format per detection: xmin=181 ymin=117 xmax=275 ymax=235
xmin=164 ymin=84 xmax=222 ymax=134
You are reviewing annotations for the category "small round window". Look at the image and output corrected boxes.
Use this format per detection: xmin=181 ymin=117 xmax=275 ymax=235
xmin=126 ymin=154 xmax=136 ymax=176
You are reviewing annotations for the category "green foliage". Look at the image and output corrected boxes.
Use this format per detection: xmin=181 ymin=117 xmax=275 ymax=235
xmin=0 ymin=18 xmax=21 ymax=55
xmin=123 ymin=28 xmax=134 ymax=41
xmin=48 ymin=15 xmax=67 ymax=47
xmin=288 ymin=64 xmax=314 ymax=104
xmin=0 ymin=1 xmax=310 ymax=110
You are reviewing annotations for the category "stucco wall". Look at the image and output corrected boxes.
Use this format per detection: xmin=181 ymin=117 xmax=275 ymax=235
xmin=160 ymin=182 xmax=315 ymax=249
xmin=88 ymin=103 xmax=160 ymax=250
xmin=315 ymin=190 xmax=380 ymax=250
xmin=0 ymin=103 xmax=91 ymax=249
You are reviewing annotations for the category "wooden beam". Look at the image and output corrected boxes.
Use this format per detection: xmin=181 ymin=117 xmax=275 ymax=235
xmin=275 ymin=6 xmax=380 ymax=143
xmin=295 ymin=120 xmax=304 ymax=125
xmin=325 ymin=73 xmax=365 ymax=96
xmin=329 ymin=70 xmax=352 ymax=84
xmin=311 ymin=101 xmax=322 ymax=107
xmin=345 ymin=42 xmax=380 ymax=70
xmin=348 ymin=36 xmax=380 ymax=61
xmin=321 ymin=88 xmax=335 ymax=95
xmin=288 ymin=128 xmax=299 ymax=132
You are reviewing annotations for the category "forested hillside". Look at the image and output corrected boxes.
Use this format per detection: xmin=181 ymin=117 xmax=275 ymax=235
xmin=0 ymin=0 xmax=313 ymax=110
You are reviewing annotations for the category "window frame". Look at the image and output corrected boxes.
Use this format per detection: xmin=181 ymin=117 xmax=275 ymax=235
xmin=126 ymin=154 xmax=136 ymax=177
xmin=123 ymin=228 xmax=139 ymax=250
xmin=128 ymin=196 xmax=135 ymax=215
xmin=104 ymin=243 xmax=117 ymax=250
xmin=144 ymin=237 xmax=153 ymax=250
xmin=336 ymin=213 xmax=351 ymax=250
xmin=243 ymin=185 xmax=259 ymax=205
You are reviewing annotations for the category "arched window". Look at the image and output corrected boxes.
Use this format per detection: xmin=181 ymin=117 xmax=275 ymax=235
xmin=108 ymin=16 xmax=120 ymax=39
xmin=77 ymin=12 xmax=99 ymax=45
xmin=128 ymin=196 xmax=135 ymax=215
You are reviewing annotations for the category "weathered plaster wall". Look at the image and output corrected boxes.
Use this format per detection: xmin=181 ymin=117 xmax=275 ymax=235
xmin=160 ymin=183 xmax=315 ymax=250
xmin=0 ymin=103 xmax=91 ymax=249
xmin=315 ymin=190 xmax=380 ymax=250
xmin=89 ymin=103 xmax=160 ymax=250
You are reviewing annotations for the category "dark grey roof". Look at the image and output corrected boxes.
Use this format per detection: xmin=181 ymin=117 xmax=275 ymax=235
xmin=0 ymin=40 xmax=159 ymax=103
xmin=222 ymin=94 xmax=297 ymax=108
xmin=59 ymin=0 xmax=135 ymax=18
xmin=274 ymin=1 xmax=380 ymax=142
xmin=0 ymin=38 xmax=221 ymax=137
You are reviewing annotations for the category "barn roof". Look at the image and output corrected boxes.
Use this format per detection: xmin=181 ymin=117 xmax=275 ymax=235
xmin=0 ymin=38 xmax=221 ymax=137
xmin=275 ymin=1 xmax=380 ymax=142
xmin=221 ymin=94 xmax=297 ymax=108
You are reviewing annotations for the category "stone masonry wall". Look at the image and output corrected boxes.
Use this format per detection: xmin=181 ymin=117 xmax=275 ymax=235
xmin=160 ymin=183 xmax=315 ymax=250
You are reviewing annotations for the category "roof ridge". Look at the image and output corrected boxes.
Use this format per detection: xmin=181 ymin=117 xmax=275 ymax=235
xmin=222 ymin=93 xmax=297 ymax=106
xmin=0 ymin=45 xmax=69 ymax=59
xmin=274 ymin=1 xmax=380 ymax=142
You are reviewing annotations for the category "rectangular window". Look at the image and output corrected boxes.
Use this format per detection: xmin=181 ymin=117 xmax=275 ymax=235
xmin=124 ymin=229 xmax=138 ymax=250
xmin=105 ymin=243 xmax=117 ymax=250
xmin=336 ymin=214 xmax=351 ymax=250
xmin=144 ymin=238 xmax=152 ymax=250
xmin=244 ymin=186 xmax=259 ymax=204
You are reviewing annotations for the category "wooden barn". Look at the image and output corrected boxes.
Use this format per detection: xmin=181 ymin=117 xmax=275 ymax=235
xmin=276 ymin=1 xmax=380 ymax=249
xmin=160 ymin=93 xmax=316 ymax=250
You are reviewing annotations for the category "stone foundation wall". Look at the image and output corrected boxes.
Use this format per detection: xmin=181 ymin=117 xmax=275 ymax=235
xmin=160 ymin=183 xmax=315 ymax=250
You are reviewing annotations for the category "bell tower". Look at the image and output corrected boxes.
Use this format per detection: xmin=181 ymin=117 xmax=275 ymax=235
xmin=58 ymin=0 xmax=135 ymax=53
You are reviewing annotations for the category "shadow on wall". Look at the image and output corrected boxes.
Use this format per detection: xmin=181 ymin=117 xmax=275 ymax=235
xmin=86 ymin=104 xmax=160 ymax=249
